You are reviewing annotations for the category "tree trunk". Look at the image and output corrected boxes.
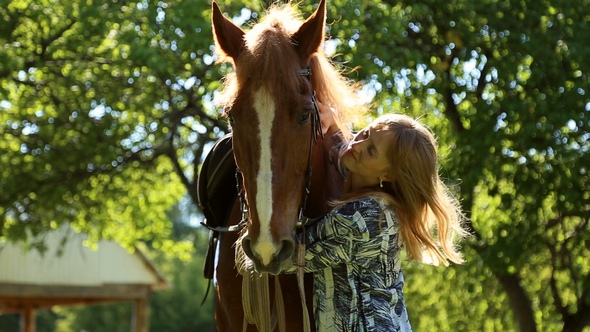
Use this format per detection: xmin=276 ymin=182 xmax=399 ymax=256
xmin=495 ymin=273 xmax=537 ymax=332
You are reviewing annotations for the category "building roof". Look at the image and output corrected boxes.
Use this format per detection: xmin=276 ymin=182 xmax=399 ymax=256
xmin=0 ymin=226 xmax=169 ymax=312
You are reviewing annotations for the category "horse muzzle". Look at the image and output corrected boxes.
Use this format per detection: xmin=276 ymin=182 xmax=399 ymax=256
xmin=241 ymin=235 xmax=295 ymax=275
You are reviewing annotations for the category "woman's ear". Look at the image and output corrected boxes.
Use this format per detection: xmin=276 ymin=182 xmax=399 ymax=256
xmin=381 ymin=173 xmax=395 ymax=183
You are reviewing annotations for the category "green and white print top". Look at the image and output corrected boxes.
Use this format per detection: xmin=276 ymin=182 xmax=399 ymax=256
xmin=293 ymin=196 xmax=412 ymax=332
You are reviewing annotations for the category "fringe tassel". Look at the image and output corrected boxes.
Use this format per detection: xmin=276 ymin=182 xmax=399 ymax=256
xmin=242 ymin=271 xmax=274 ymax=331
xmin=274 ymin=275 xmax=286 ymax=332
xmin=236 ymin=237 xmax=303 ymax=332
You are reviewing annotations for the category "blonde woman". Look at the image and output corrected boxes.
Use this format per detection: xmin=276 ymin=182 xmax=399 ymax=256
xmin=286 ymin=113 xmax=469 ymax=331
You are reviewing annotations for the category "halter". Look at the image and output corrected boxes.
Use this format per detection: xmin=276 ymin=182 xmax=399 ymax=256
xmin=211 ymin=67 xmax=323 ymax=234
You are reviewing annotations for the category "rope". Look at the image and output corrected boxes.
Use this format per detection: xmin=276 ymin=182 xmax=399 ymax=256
xmin=297 ymin=242 xmax=312 ymax=332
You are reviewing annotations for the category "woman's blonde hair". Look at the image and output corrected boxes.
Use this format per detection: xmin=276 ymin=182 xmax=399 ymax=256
xmin=341 ymin=114 xmax=468 ymax=266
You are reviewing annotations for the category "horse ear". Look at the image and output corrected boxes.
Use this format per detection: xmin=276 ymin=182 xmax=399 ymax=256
xmin=292 ymin=0 xmax=326 ymax=61
xmin=211 ymin=1 xmax=245 ymax=60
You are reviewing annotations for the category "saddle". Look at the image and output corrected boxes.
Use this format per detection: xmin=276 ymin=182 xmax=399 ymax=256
xmin=196 ymin=133 xmax=238 ymax=282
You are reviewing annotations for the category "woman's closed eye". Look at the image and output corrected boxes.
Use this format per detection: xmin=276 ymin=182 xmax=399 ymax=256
xmin=355 ymin=129 xmax=369 ymax=141
xmin=359 ymin=130 xmax=376 ymax=156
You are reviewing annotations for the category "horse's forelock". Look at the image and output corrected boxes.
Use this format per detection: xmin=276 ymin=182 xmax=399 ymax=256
xmin=242 ymin=10 xmax=303 ymax=91
xmin=218 ymin=6 xmax=307 ymax=109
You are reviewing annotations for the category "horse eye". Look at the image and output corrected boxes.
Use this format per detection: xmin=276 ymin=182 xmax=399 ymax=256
xmin=299 ymin=109 xmax=312 ymax=125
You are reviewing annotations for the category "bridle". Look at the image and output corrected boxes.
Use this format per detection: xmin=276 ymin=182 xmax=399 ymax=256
xmin=210 ymin=66 xmax=323 ymax=234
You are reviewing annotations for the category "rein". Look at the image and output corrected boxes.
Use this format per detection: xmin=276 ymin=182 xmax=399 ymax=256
xmin=293 ymin=67 xmax=322 ymax=332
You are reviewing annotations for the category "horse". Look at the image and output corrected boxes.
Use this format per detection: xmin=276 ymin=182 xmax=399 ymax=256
xmin=210 ymin=1 xmax=364 ymax=330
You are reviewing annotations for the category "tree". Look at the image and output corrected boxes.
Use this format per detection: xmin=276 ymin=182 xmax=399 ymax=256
xmin=321 ymin=0 xmax=590 ymax=330
xmin=1 ymin=0 xmax=589 ymax=331
xmin=0 ymin=0 xmax=220 ymax=251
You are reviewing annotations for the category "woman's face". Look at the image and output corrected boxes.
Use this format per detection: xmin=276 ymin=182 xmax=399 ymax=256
xmin=341 ymin=123 xmax=393 ymax=190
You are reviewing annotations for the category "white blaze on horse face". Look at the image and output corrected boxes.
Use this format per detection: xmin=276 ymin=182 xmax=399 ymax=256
xmin=252 ymin=87 xmax=277 ymax=265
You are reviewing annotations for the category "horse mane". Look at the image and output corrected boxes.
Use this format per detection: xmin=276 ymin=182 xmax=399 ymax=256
xmin=215 ymin=3 xmax=367 ymax=141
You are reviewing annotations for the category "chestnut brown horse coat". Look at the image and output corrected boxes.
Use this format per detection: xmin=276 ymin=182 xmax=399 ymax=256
xmin=211 ymin=1 xmax=364 ymax=330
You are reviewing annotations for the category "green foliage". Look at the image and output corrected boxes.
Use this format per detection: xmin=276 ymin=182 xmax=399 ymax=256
xmin=0 ymin=309 xmax=60 ymax=331
xmin=147 ymin=230 xmax=216 ymax=331
xmin=54 ymin=302 xmax=133 ymax=332
xmin=0 ymin=0 xmax=225 ymax=251
xmin=404 ymin=257 xmax=517 ymax=331
xmin=328 ymin=0 xmax=590 ymax=330
xmin=2 ymin=0 xmax=590 ymax=330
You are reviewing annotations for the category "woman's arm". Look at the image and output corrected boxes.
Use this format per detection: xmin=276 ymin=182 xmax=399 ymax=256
xmin=285 ymin=198 xmax=382 ymax=273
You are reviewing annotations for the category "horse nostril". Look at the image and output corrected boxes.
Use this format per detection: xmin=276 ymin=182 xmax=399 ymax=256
xmin=241 ymin=237 xmax=255 ymax=261
xmin=276 ymin=238 xmax=295 ymax=263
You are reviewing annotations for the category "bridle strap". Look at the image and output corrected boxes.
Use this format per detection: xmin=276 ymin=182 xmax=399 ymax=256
xmin=294 ymin=67 xmax=319 ymax=332
xmin=296 ymin=68 xmax=323 ymax=229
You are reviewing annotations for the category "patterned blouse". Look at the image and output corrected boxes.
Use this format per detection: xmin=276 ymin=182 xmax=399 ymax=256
xmin=291 ymin=197 xmax=412 ymax=332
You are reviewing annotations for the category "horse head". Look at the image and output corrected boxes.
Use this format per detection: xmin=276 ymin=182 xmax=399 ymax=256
xmin=212 ymin=0 xmax=353 ymax=275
